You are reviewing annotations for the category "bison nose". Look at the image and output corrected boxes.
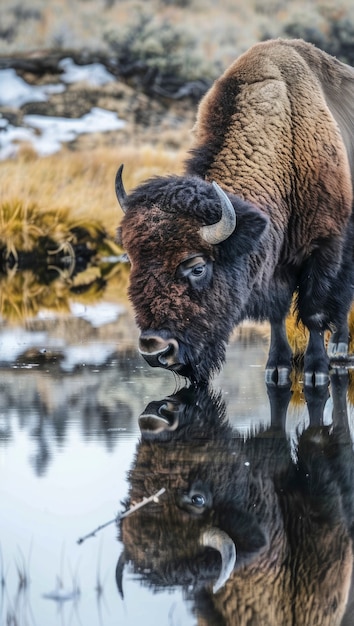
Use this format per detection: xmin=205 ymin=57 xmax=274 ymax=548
xmin=138 ymin=332 xmax=180 ymax=368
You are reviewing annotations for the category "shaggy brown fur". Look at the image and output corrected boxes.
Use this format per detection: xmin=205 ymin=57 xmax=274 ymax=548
xmin=119 ymin=39 xmax=354 ymax=383
xmin=192 ymin=39 xmax=352 ymax=238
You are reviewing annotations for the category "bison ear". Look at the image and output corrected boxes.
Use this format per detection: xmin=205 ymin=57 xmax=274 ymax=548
xmin=218 ymin=506 xmax=267 ymax=562
xmin=232 ymin=200 xmax=269 ymax=255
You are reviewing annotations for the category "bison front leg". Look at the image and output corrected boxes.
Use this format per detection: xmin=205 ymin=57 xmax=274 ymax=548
xmin=297 ymin=235 xmax=353 ymax=384
xmin=327 ymin=320 xmax=350 ymax=358
xmin=265 ymin=320 xmax=293 ymax=385
xmin=305 ymin=320 xmax=349 ymax=387
xmin=304 ymin=329 xmax=329 ymax=386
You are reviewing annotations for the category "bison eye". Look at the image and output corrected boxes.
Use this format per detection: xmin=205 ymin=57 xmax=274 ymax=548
xmin=176 ymin=255 xmax=212 ymax=289
xmin=191 ymin=493 xmax=206 ymax=507
xmin=178 ymin=484 xmax=212 ymax=516
xmin=191 ymin=264 xmax=205 ymax=277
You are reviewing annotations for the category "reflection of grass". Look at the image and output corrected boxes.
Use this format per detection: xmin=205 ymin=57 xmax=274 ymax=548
xmin=0 ymin=262 xmax=130 ymax=323
xmin=1 ymin=270 xmax=69 ymax=320
xmin=1 ymin=542 xmax=113 ymax=626
xmin=2 ymin=546 xmax=33 ymax=626
xmin=3 ymin=546 xmax=81 ymax=625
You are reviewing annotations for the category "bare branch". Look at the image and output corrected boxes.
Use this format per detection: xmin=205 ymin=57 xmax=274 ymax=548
xmin=77 ymin=488 xmax=166 ymax=545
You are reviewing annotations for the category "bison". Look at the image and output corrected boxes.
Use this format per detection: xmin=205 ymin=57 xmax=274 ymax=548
xmin=117 ymin=373 xmax=354 ymax=625
xmin=115 ymin=39 xmax=354 ymax=385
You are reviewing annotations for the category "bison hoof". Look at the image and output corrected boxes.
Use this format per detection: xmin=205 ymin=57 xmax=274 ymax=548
xmin=264 ymin=366 xmax=291 ymax=386
xmin=304 ymin=371 xmax=329 ymax=387
xmin=327 ymin=341 xmax=348 ymax=357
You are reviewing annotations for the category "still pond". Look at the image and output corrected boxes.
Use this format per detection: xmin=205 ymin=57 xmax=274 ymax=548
xmin=2 ymin=266 xmax=354 ymax=625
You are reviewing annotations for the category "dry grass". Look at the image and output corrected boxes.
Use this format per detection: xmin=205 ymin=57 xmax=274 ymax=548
xmin=285 ymin=303 xmax=310 ymax=358
xmin=0 ymin=143 xmax=184 ymax=322
xmin=0 ymin=144 xmax=185 ymax=237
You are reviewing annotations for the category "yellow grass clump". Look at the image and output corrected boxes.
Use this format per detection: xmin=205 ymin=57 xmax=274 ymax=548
xmin=285 ymin=306 xmax=309 ymax=359
xmin=0 ymin=145 xmax=185 ymax=236
xmin=0 ymin=198 xmax=109 ymax=257
xmin=0 ymin=144 xmax=184 ymax=322
xmin=285 ymin=300 xmax=354 ymax=360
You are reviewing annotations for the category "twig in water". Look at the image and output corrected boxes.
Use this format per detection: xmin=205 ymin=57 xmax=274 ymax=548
xmin=120 ymin=487 xmax=166 ymax=519
xmin=77 ymin=488 xmax=166 ymax=545
xmin=77 ymin=519 xmax=116 ymax=545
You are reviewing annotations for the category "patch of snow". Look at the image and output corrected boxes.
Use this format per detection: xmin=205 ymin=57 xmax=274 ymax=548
xmin=60 ymin=344 xmax=116 ymax=372
xmin=0 ymin=68 xmax=65 ymax=108
xmin=58 ymin=57 xmax=115 ymax=85
xmin=0 ymin=61 xmax=114 ymax=111
xmin=0 ymin=329 xmax=52 ymax=362
xmin=0 ymin=327 xmax=118 ymax=371
xmin=24 ymin=106 xmax=124 ymax=136
xmin=70 ymin=301 xmax=124 ymax=327
xmin=36 ymin=310 xmax=64 ymax=321
xmin=0 ymin=121 xmax=37 ymax=159
xmin=0 ymin=107 xmax=125 ymax=159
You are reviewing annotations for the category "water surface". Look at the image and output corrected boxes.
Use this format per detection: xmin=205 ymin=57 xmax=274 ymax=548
xmin=2 ymin=287 xmax=354 ymax=625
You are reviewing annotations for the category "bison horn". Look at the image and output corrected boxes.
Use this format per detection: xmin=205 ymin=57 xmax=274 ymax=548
xmin=200 ymin=182 xmax=236 ymax=245
xmin=201 ymin=527 xmax=236 ymax=594
xmin=115 ymin=550 xmax=126 ymax=598
xmin=115 ymin=164 xmax=128 ymax=213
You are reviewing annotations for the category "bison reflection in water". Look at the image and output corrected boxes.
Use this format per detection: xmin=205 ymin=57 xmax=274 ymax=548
xmin=117 ymin=374 xmax=354 ymax=625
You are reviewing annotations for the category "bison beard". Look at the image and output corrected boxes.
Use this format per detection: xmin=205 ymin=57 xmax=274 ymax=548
xmin=116 ymin=38 xmax=354 ymax=385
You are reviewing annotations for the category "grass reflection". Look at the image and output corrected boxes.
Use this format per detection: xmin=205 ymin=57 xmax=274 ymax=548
xmin=0 ymin=261 xmax=129 ymax=323
xmin=0 ymin=145 xmax=183 ymax=324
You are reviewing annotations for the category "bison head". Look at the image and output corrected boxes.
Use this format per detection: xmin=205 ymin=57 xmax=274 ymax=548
xmin=115 ymin=165 xmax=268 ymax=382
xmin=117 ymin=385 xmax=287 ymax=598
